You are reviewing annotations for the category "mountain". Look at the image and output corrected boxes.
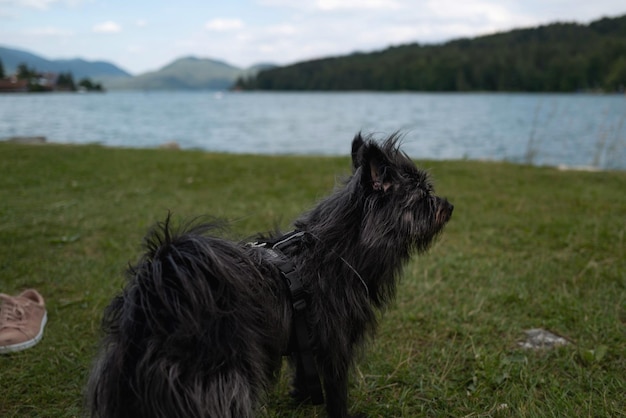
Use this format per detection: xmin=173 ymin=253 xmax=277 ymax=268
xmin=238 ymin=14 xmax=626 ymax=93
xmin=104 ymin=57 xmax=273 ymax=90
xmin=0 ymin=46 xmax=274 ymax=90
xmin=0 ymin=45 xmax=131 ymax=80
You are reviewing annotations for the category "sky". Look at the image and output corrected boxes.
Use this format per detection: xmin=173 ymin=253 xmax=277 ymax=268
xmin=1 ymin=0 xmax=625 ymax=75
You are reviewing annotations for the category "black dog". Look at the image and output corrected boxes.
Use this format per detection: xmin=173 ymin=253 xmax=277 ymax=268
xmin=87 ymin=133 xmax=453 ymax=418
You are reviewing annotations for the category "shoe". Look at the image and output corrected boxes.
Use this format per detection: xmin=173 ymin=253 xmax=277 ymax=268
xmin=0 ymin=289 xmax=47 ymax=354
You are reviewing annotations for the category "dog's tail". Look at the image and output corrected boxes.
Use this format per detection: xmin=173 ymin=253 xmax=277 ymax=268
xmin=87 ymin=216 xmax=287 ymax=418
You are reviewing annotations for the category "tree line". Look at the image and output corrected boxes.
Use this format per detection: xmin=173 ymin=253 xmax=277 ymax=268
xmin=235 ymin=15 xmax=626 ymax=93
xmin=0 ymin=60 xmax=104 ymax=92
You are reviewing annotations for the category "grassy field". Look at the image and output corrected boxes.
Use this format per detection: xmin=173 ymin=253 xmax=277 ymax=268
xmin=0 ymin=142 xmax=624 ymax=417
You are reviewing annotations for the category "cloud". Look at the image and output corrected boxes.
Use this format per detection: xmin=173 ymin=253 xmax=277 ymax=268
xmin=315 ymin=0 xmax=401 ymax=11
xmin=266 ymin=24 xmax=298 ymax=35
xmin=135 ymin=19 xmax=147 ymax=28
xmin=92 ymin=21 xmax=122 ymax=34
xmin=258 ymin=0 xmax=401 ymax=12
xmin=205 ymin=18 xmax=244 ymax=32
xmin=0 ymin=0 xmax=82 ymax=10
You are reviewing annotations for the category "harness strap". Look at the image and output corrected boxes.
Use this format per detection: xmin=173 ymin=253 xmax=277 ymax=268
xmin=251 ymin=231 xmax=324 ymax=405
xmin=277 ymin=260 xmax=324 ymax=405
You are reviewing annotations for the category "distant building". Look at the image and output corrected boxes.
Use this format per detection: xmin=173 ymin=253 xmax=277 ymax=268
xmin=0 ymin=70 xmax=100 ymax=93
xmin=38 ymin=73 xmax=59 ymax=91
xmin=0 ymin=76 xmax=29 ymax=93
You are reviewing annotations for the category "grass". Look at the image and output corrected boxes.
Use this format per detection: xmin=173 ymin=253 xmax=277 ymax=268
xmin=0 ymin=142 xmax=624 ymax=417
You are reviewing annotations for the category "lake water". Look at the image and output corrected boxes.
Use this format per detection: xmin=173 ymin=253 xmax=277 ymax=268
xmin=1 ymin=91 xmax=625 ymax=170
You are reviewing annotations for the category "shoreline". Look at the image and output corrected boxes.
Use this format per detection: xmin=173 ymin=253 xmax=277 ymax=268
xmin=1 ymin=136 xmax=614 ymax=173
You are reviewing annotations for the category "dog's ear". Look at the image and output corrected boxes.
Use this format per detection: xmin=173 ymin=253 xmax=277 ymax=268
xmin=360 ymin=141 xmax=393 ymax=193
xmin=351 ymin=133 xmax=365 ymax=172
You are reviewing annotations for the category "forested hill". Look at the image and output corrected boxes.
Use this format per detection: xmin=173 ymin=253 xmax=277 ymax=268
xmin=236 ymin=15 xmax=626 ymax=92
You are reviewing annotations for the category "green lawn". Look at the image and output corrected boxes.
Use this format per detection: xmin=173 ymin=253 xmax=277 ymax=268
xmin=0 ymin=143 xmax=624 ymax=417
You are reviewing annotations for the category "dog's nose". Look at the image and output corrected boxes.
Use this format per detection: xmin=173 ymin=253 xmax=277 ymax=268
xmin=440 ymin=198 xmax=453 ymax=213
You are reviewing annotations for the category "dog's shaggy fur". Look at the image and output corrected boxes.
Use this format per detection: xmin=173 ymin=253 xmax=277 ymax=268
xmin=87 ymin=133 xmax=453 ymax=418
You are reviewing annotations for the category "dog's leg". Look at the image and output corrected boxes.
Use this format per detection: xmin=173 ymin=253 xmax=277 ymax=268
xmin=321 ymin=360 xmax=367 ymax=418
xmin=289 ymin=353 xmax=311 ymax=403
xmin=319 ymin=342 xmax=369 ymax=418
xmin=322 ymin=367 xmax=349 ymax=418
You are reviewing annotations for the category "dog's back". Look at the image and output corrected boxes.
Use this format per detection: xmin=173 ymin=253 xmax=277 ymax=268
xmin=87 ymin=219 xmax=290 ymax=418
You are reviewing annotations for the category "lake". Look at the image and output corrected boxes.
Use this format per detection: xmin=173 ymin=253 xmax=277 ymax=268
xmin=1 ymin=91 xmax=625 ymax=170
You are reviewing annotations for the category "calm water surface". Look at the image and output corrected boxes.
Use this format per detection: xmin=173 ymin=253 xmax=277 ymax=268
xmin=1 ymin=91 xmax=624 ymax=169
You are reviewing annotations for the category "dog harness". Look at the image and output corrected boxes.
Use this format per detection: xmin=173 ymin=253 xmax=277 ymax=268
xmin=248 ymin=231 xmax=324 ymax=405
